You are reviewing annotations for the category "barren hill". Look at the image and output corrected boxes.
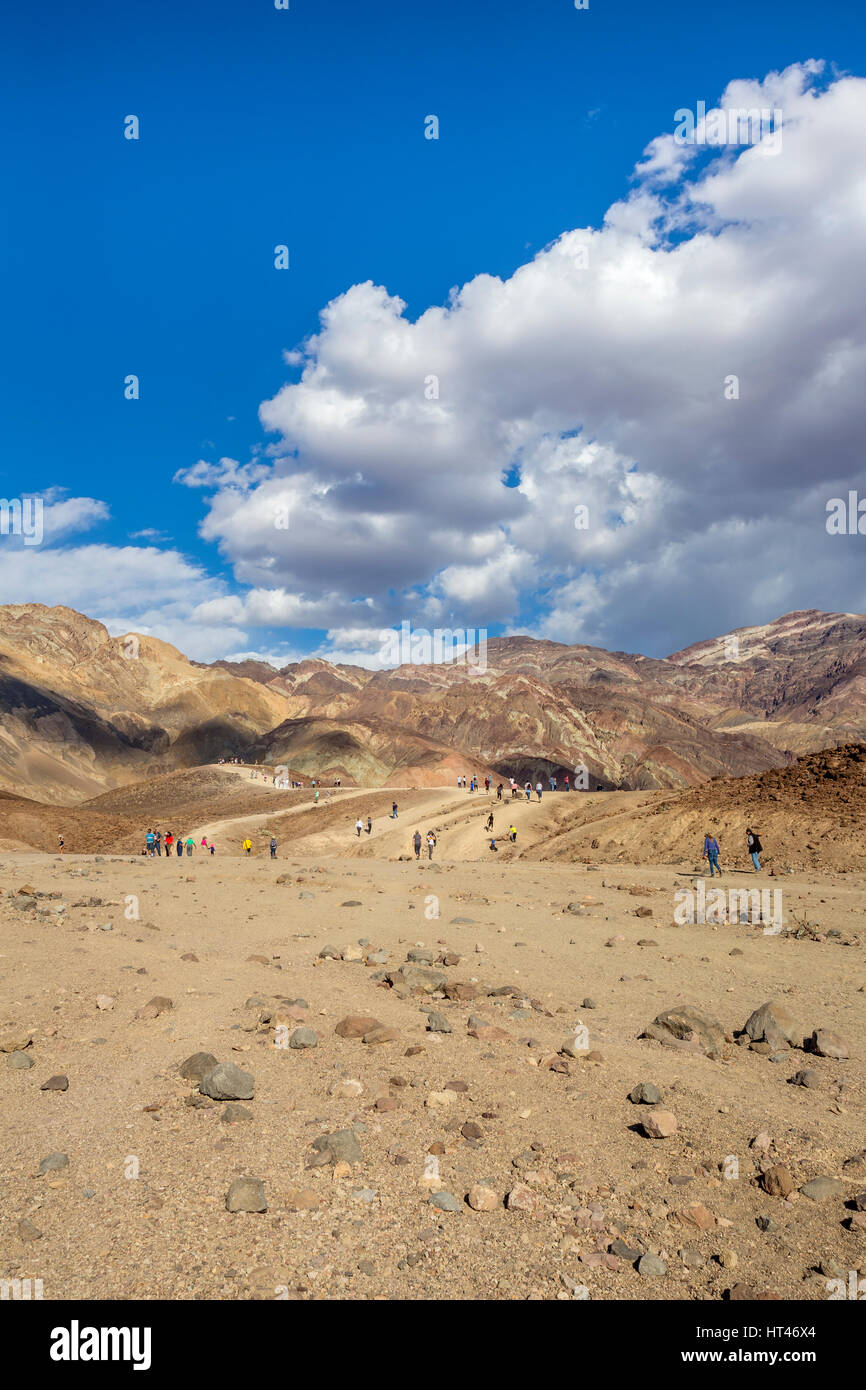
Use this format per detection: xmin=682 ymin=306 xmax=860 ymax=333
xmin=528 ymin=743 xmax=866 ymax=873
xmin=0 ymin=604 xmax=863 ymax=804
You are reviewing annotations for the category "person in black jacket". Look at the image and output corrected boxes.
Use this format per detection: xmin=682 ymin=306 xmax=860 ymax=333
xmin=746 ymin=827 xmax=763 ymax=871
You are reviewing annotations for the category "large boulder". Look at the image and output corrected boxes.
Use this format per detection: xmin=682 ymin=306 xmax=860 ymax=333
xmin=742 ymin=999 xmax=803 ymax=1051
xmin=642 ymin=1005 xmax=726 ymax=1060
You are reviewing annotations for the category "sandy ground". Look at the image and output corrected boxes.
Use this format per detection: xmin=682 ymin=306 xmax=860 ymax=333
xmin=2 ymin=781 xmax=864 ymax=1301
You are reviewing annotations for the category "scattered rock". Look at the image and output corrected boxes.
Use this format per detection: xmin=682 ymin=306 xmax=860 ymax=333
xmin=40 ymin=1074 xmax=68 ymax=1092
xmin=642 ymin=1005 xmax=726 ymax=1059
xmin=363 ymin=1025 xmax=400 ymax=1045
xmin=800 ymin=1176 xmax=843 ymax=1201
xmin=39 ymin=1153 xmax=69 ymax=1174
xmin=335 ymin=1015 xmax=381 ymax=1039
xmin=135 ymin=996 xmax=173 ymax=1021
xmin=642 ymin=1109 xmax=677 ymax=1139
xmin=221 ymin=1103 xmax=253 ymax=1123
xmin=200 ymin=1061 xmax=255 ymax=1101
xmin=809 ymin=1029 xmax=849 ymax=1060
xmin=629 ymin=1082 xmax=662 ymax=1105
xmin=429 ymin=1191 xmax=461 ymax=1212
xmin=427 ymin=1090 xmax=457 ymax=1109
xmin=225 ymin=1177 xmax=266 ymax=1213
xmin=467 ymin=1184 xmax=498 ymax=1211
xmin=6 ymin=1051 xmax=34 ymax=1070
xmin=284 ymin=1188 xmax=320 ymax=1211
xmin=762 ymin=1165 xmax=795 ymax=1198
xmin=311 ymin=1128 xmax=363 ymax=1165
xmin=742 ymin=999 xmax=802 ymax=1051
xmin=179 ymin=1052 xmax=218 ymax=1081
xmin=506 ymin=1184 xmax=539 ymax=1213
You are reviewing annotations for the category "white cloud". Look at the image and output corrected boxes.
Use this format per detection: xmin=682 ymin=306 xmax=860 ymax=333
xmin=0 ymin=543 xmax=243 ymax=662
xmin=17 ymin=64 xmax=861 ymax=667
xmin=176 ymin=63 xmax=866 ymax=658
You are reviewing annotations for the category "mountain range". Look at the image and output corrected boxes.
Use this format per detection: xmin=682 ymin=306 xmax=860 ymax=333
xmin=0 ymin=604 xmax=863 ymax=804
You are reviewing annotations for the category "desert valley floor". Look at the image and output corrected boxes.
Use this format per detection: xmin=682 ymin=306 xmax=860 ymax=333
xmin=1 ymin=769 xmax=864 ymax=1301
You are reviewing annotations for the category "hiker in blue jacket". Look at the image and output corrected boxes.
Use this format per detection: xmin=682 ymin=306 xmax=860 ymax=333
xmin=702 ymin=831 xmax=722 ymax=876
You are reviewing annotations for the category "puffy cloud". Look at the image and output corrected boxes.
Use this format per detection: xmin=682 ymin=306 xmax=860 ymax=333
xmin=25 ymin=63 xmax=853 ymax=666
xmin=179 ymin=62 xmax=866 ymax=658
xmin=174 ymin=457 xmax=271 ymax=490
xmin=0 ymin=542 xmax=244 ymax=662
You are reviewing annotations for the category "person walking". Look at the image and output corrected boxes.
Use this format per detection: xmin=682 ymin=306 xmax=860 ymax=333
xmin=746 ymin=827 xmax=763 ymax=871
xmin=496 ymin=782 xmax=503 ymax=800
xmin=145 ymin=829 xmax=155 ymax=856
xmin=524 ymin=781 xmax=531 ymax=801
xmin=355 ymin=818 xmax=364 ymax=837
xmin=185 ymin=836 xmax=195 ymax=856
xmin=164 ymin=831 xmax=173 ymax=856
xmin=269 ymin=836 xmax=277 ymax=859
xmin=391 ymin=801 xmax=398 ymax=819
xmin=426 ymin=830 xmax=436 ymax=860
xmin=564 ymin=773 xmax=570 ymax=792
xmin=200 ymin=837 xmax=207 ymax=850
xmin=489 ymin=836 xmax=498 ymax=852
xmin=58 ymin=835 xmax=64 ymax=853
xmin=365 ymin=817 xmax=372 ymax=835
xmin=413 ymin=830 xmax=422 ymax=859
xmin=509 ymin=824 xmax=517 ymax=843
xmin=209 ymin=842 xmax=215 ymax=855
xmin=536 ymin=781 xmax=543 ymax=801
xmin=154 ymin=830 xmax=162 ymax=856
xmin=242 ymin=837 xmax=252 ymax=854
xmin=176 ymin=836 xmax=184 ymax=857
xmin=702 ymin=831 xmax=722 ymax=877
xmin=486 ymin=811 xmax=494 ymax=831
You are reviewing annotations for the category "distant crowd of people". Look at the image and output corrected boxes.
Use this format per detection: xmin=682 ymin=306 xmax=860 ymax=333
xmin=456 ymin=772 xmax=603 ymax=795
xmin=143 ymin=830 xmax=214 ymax=857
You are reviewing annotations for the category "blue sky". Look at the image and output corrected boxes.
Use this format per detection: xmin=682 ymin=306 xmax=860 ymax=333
xmin=2 ymin=1 xmax=865 ymax=665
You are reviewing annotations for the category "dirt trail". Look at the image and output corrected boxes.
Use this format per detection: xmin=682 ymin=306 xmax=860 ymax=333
xmin=191 ymin=785 xmax=576 ymax=862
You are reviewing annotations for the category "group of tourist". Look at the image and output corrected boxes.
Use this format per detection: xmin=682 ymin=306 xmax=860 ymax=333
xmin=143 ymin=830 xmax=214 ymax=857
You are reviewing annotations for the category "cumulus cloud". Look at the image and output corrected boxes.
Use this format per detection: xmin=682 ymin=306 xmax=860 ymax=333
xmin=19 ymin=64 xmax=860 ymax=666
xmin=0 ymin=542 xmax=245 ymax=662
xmin=178 ymin=61 xmax=866 ymax=659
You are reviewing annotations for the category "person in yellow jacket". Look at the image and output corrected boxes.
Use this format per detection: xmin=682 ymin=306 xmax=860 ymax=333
xmin=242 ymin=837 xmax=252 ymax=854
